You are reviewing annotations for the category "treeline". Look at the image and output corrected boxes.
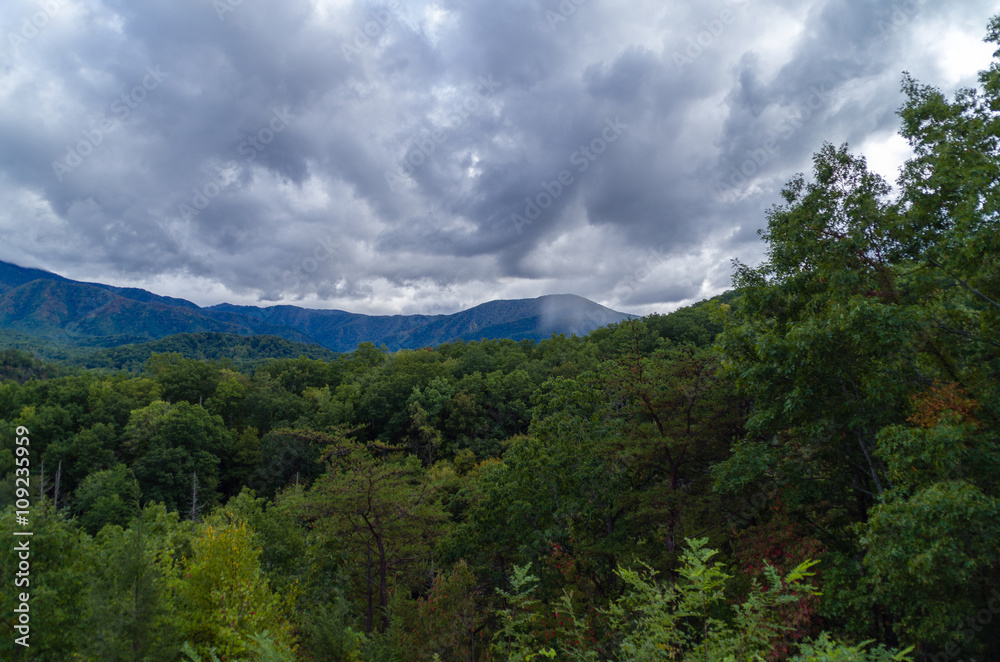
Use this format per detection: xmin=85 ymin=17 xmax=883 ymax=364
xmin=2 ymin=15 xmax=1000 ymax=662
xmin=0 ymin=330 xmax=340 ymax=373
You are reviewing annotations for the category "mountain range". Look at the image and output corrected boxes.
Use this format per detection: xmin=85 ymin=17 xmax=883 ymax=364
xmin=0 ymin=260 xmax=631 ymax=353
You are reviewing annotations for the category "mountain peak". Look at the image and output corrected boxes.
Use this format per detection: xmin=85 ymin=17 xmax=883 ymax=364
xmin=0 ymin=260 xmax=631 ymax=352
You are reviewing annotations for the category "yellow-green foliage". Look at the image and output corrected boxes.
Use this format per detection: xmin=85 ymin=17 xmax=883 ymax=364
xmin=176 ymin=519 xmax=297 ymax=659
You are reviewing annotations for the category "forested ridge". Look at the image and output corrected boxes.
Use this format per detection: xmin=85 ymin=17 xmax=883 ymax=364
xmin=3 ymin=17 xmax=1000 ymax=662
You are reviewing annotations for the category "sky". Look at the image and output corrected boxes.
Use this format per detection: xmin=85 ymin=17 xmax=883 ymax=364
xmin=0 ymin=0 xmax=997 ymax=317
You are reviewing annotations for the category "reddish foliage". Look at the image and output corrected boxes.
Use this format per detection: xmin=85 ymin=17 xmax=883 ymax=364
xmin=907 ymin=381 xmax=978 ymax=428
xmin=735 ymin=504 xmax=825 ymax=660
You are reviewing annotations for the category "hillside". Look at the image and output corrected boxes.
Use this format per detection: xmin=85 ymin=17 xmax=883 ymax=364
xmin=0 ymin=260 xmax=631 ymax=352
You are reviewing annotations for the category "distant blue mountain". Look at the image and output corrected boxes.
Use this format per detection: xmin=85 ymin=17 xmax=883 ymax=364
xmin=0 ymin=260 xmax=632 ymax=352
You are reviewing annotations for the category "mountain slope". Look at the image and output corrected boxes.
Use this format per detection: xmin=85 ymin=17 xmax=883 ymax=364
xmin=0 ymin=278 xmax=315 ymax=347
xmin=74 ymin=332 xmax=339 ymax=371
xmin=0 ymin=260 xmax=632 ymax=352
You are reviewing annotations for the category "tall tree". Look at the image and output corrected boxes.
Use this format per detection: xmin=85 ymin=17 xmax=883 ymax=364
xmin=84 ymin=511 xmax=182 ymax=661
xmin=0 ymin=502 xmax=94 ymax=659
xmin=305 ymin=443 xmax=446 ymax=633
xmin=601 ymin=337 xmax=741 ymax=559
xmin=716 ymin=144 xmax=919 ymax=524
xmin=73 ymin=463 xmax=141 ymax=535
xmin=176 ymin=516 xmax=296 ymax=659
xmin=715 ymin=18 xmax=1000 ymax=652
xmin=145 ymin=353 xmax=221 ymax=406
xmin=123 ymin=401 xmax=233 ymax=511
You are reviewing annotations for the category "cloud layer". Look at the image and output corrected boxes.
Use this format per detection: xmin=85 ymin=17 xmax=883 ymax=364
xmin=1 ymin=0 xmax=997 ymax=315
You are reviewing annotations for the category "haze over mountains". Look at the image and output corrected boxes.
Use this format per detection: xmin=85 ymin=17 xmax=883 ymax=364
xmin=0 ymin=261 xmax=631 ymax=353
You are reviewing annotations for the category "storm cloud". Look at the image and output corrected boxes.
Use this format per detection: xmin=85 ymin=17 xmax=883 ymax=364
xmin=0 ymin=0 xmax=996 ymax=315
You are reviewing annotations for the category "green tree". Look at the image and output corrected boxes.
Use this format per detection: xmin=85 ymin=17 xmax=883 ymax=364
xmin=0 ymin=502 xmax=93 ymax=659
xmin=84 ymin=512 xmax=182 ymax=661
xmin=715 ymin=19 xmax=1000 ymax=652
xmin=600 ymin=340 xmax=741 ymax=559
xmin=253 ymin=428 xmax=336 ymax=497
xmin=716 ymin=144 xmax=916 ymax=512
xmin=123 ymin=401 xmax=233 ymax=511
xmin=85 ymin=376 xmax=161 ymax=430
xmin=145 ymin=353 xmax=221 ymax=405
xmin=305 ymin=443 xmax=447 ymax=633
xmin=175 ymin=517 xmax=296 ymax=659
xmin=494 ymin=539 xmax=913 ymax=662
xmin=42 ymin=421 xmax=118 ymax=497
xmin=206 ymin=369 xmax=248 ymax=428
xmin=73 ymin=463 xmax=141 ymax=535
xmin=396 ymin=559 xmax=483 ymax=661
xmin=243 ymin=371 xmax=306 ymax=433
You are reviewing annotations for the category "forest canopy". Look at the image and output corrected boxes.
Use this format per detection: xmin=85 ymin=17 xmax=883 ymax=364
xmin=3 ymin=13 xmax=1000 ymax=662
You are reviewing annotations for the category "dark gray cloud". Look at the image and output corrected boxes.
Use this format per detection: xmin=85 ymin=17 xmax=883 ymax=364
xmin=0 ymin=0 xmax=997 ymax=315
